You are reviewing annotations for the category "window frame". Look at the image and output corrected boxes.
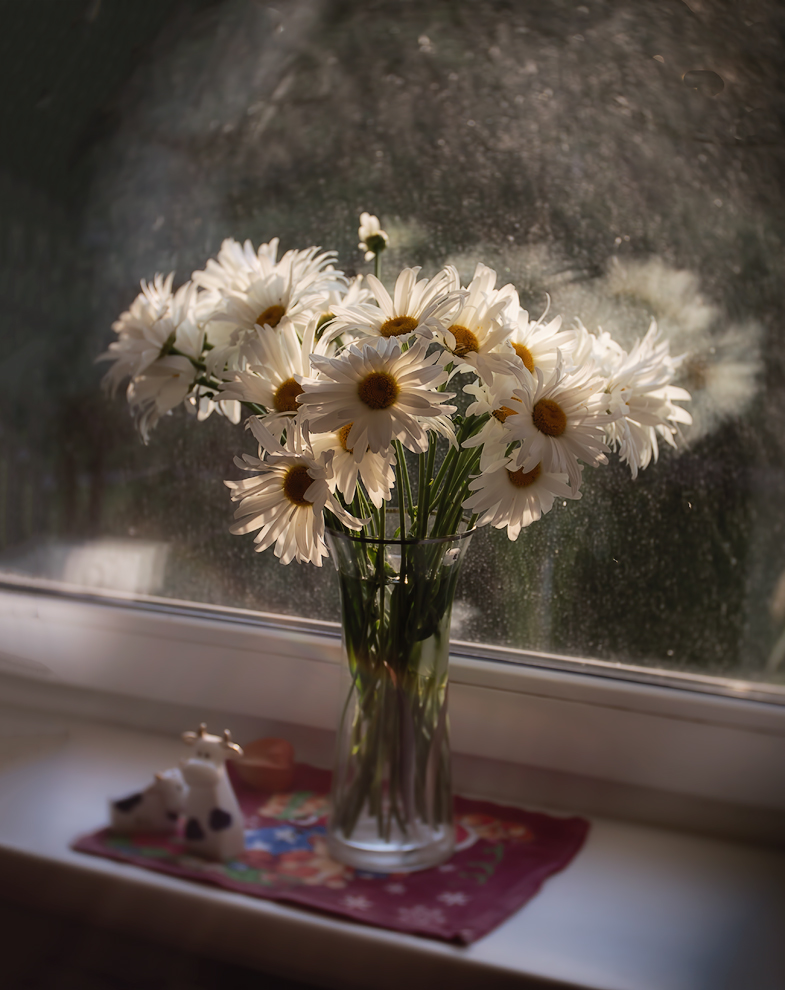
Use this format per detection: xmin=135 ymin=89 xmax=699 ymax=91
xmin=2 ymin=578 xmax=784 ymax=840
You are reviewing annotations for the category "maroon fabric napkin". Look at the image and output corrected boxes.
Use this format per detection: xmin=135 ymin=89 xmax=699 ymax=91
xmin=73 ymin=764 xmax=589 ymax=944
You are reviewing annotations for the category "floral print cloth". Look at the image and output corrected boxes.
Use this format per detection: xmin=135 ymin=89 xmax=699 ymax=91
xmin=73 ymin=765 xmax=589 ymax=944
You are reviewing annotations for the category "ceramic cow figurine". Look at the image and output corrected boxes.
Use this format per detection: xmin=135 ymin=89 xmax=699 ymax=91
xmin=110 ymin=767 xmax=187 ymax=833
xmin=181 ymin=723 xmax=245 ymax=861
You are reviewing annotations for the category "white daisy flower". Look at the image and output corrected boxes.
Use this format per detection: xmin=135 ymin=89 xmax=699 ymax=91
xmin=163 ymin=281 xmax=205 ymax=361
xmin=314 ymin=274 xmax=374 ymax=341
xmin=310 ymin=427 xmax=396 ymax=508
xmin=187 ymin=393 xmax=242 ymax=424
xmin=602 ymin=321 xmax=692 ymax=478
xmin=200 ymin=245 xmax=344 ymax=376
xmin=358 ymin=212 xmax=389 ymax=261
xmin=192 ymin=237 xmax=282 ymax=354
xmin=462 ymin=375 xmax=526 ymax=470
xmin=463 ymin=449 xmax=579 ymax=540
xmin=436 ymin=263 xmax=518 ymax=378
xmin=127 ymin=355 xmax=198 ymax=443
xmin=192 ymin=236 xmax=281 ymax=299
xmin=225 ymin=419 xmax=364 ymax=566
xmin=504 ymin=364 xmax=611 ymax=492
xmin=501 ymin=300 xmax=577 ymax=380
xmin=324 ymin=266 xmax=463 ymax=346
xmin=98 ymin=272 xmax=189 ymax=394
xmin=218 ymin=319 xmax=323 ymax=437
xmin=426 ymin=411 xmax=458 ymax=449
xmin=298 ymin=336 xmax=456 ymax=458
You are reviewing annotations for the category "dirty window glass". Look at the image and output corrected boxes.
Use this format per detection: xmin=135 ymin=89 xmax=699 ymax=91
xmin=2 ymin=0 xmax=785 ymax=691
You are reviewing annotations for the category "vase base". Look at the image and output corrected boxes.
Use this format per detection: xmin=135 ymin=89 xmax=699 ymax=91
xmin=327 ymin=824 xmax=454 ymax=873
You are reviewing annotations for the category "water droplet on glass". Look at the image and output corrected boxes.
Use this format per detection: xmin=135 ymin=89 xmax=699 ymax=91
xmin=653 ymin=55 xmax=665 ymax=63
xmin=682 ymin=69 xmax=724 ymax=97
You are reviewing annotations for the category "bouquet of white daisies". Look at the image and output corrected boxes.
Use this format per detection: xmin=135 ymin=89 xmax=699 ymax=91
xmin=100 ymin=215 xmax=692 ymax=863
xmin=99 ymin=213 xmax=692 ymax=560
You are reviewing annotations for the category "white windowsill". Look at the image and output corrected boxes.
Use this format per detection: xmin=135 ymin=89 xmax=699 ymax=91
xmin=1 ymin=708 xmax=784 ymax=990
xmin=1 ymin=584 xmax=785 ymax=987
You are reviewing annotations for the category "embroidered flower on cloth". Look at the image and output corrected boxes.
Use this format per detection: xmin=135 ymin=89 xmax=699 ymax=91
xmin=342 ymin=894 xmax=374 ymax=911
xmin=437 ymin=891 xmax=471 ymax=906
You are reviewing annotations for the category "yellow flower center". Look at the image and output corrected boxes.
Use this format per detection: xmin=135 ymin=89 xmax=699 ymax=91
xmin=448 ymin=324 xmax=480 ymax=357
xmin=512 ymin=342 xmax=535 ymax=373
xmin=532 ymin=398 xmax=567 ymax=436
xmin=357 ymin=371 xmax=400 ymax=410
xmin=273 ymin=377 xmax=304 ymax=413
xmin=507 ymin=463 xmax=542 ymax=488
xmin=256 ymin=304 xmax=286 ymax=328
xmin=492 ymin=398 xmax=522 ymax=423
xmin=379 ymin=315 xmax=419 ymax=338
xmin=282 ymin=464 xmax=313 ymax=506
xmin=337 ymin=423 xmax=354 ymax=452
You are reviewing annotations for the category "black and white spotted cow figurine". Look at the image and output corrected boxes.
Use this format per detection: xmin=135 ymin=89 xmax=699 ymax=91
xmin=110 ymin=767 xmax=187 ymax=833
xmin=180 ymin=723 xmax=245 ymax=861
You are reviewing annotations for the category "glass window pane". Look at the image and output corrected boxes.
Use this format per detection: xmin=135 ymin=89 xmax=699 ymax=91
xmin=2 ymin=0 xmax=784 ymax=689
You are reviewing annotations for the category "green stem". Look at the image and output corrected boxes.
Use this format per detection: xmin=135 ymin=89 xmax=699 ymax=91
xmin=417 ymin=448 xmax=427 ymax=540
xmin=171 ymin=348 xmax=206 ymax=371
xmin=428 ymin=446 xmax=456 ymax=511
xmin=195 ymin=376 xmax=220 ymax=393
xmin=422 ymin=436 xmax=437 ymax=537
xmin=393 ymin=441 xmax=414 ymax=535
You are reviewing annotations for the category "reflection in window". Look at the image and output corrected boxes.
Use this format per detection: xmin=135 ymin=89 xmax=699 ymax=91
xmin=2 ymin=0 xmax=784 ymax=686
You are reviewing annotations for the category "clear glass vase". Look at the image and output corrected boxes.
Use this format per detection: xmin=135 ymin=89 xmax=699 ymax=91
xmin=325 ymin=522 xmax=473 ymax=873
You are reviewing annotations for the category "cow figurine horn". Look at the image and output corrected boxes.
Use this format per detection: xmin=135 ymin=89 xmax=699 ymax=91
xmin=222 ymin=729 xmax=243 ymax=757
xmin=182 ymin=721 xmax=209 ymax=746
